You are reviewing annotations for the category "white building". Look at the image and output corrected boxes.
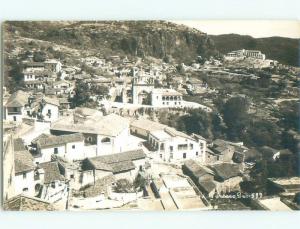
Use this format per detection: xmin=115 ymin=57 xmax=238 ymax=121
xmin=32 ymin=133 xmax=85 ymax=163
xmin=14 ymin=150 xmax=35 ymax=197
xmin=151 ymin=88 xmax=183 ymax=107
xmin=82 ymin=149 xmax=147 ymax=182
xmin=148 ymin=127 xmax=206 ymax=162
xmin=51 ymin=80 xmax=74 ymax=95
xmin=4 ymin=90 xmax=30 ymax=122
xmin=40 ymin=97 xmax=60 ymax=122
xmin=51 ymin=113 xmax=131 ymax=156
xmin=39 ymin=161 xmax=68 ymax=203
xmin=44 ymin=59 xmax=62 ymax=73
xmin=130 ymin=119 xmax=207 ymax=162
xmin=225 ymin=49 xmax=266 ymax=60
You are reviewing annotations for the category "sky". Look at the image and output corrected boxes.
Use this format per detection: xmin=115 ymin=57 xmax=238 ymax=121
xmin=173 ymin=20 xmax=300 ymax=38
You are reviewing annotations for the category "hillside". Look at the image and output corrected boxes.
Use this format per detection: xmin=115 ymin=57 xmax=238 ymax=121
xmin=210 ymin=34 xmax=299 ymax=66
xmin=4 ymin=21 xmax=218 ymax=64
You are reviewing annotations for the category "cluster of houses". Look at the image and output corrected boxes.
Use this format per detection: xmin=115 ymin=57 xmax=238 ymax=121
xmin=2 ymin=51 xmax=299 ymax=211
xmin=3 ymin=90 xmax=60 ymax=123
xmin=3 ymin=101 xmax=211 ymax=210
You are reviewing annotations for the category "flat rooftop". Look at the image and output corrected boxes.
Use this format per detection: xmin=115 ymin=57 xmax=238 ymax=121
xmin=258 ymin=197 xmax=292 ymax=211
xmin=150 ymin=130 xmax=171 ymax=140
xmin=161 ymin=174 xmax=207 ymax=210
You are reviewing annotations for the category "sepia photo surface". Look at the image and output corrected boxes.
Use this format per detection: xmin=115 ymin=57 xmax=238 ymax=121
xmin=2 ymin=20 xmax=299 ymax=211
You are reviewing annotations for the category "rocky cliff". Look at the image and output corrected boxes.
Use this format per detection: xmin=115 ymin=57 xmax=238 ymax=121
xmin=5 ymin=21 xmax=218 ymax=63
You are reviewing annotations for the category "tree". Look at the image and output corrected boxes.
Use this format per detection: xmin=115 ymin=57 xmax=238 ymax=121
xmin=276 ymin=101 xmax=299 ymax=131
xmin=244 ymin=120 xmax=281 ymax=148
xmin=33 ymin=51 xmax=46 ymax=62
xmin=133 ymin=173 xmax=147 ymax=191
xmin=294 ymin=192 xmax=300 ymax=205
xmin=5 ymin=59 xmax=25 ymax=91
xmin=71 ymin=80 xmax=92 ymax=108
xmin=222 ymin=97 xmax=250 ymax=141
xmin=91 ymin=85 xmax=109 ymax=98
xmin=114 ymin=179 xmax=134 ymax=193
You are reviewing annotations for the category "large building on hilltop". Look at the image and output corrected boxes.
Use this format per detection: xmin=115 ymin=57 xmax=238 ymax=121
xmin=225 ymin=49 xmax=266 ymax=60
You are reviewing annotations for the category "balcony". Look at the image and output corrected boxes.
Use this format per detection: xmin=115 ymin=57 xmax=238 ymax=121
xmin=7 ymin=111 xmax=22 ymax=115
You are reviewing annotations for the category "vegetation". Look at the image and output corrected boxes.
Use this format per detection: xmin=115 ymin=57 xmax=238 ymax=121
xmin=210 ymin=34 xmax=299 ymax=66
xmin=114 ymin=179 xmax=135 ymax=193
xmin=5 ymin=21 xmax=219 ymax=64
xmin=70 ymin=80 xmax=97 ymax=108
xmin=33 ymin=51 xmax=46 ymax=62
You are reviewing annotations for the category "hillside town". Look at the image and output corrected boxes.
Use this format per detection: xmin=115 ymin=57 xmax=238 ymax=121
xmin=2 ymin=21 xmax=300 ymax=211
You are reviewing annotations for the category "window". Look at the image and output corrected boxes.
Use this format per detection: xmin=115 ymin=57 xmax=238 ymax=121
xmin=170 ymin=146 xmax=173 ymax=152
xmin=170 ymin=153 xmax=173 ymax=159
xmin=160 ymin=143 xmax=165 ymax=151
xmin=178 ymin=144 xmax=188 ymax=151
xmin=190 ymin=143 xmax=193 ymax=150
xmin=22 ymin=188 xmax=28 ymax=192
xmin=101 ymin=137 xmax=111 ymax=143
xmin=183 ymin=153 xmax=187 ymax=159
xmin=70 ymin=174 xmax=74 ymax=179
xmin=160 ymin=154 xmax=162 ymax=158
xmin=54 ymin=147 xmax=58 ymax=154
xmin=51 ymin=182 xmax=56 ymax=188
xmin=34 ymin=171 xmax=40 ymax=180
xmin=35 ymin=184 xmax=41 ymax=192
xmin=196 ymin=151 xmax=199 ymax=156
xmin=72 ymin=145 xmax=75 ymax=149
xmin=23 ymin=172 xmax=27 ymax=179
xmin=48 ymin=109 xmax=51 ymax=114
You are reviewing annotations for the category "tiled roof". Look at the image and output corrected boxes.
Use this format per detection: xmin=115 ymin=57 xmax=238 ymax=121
xmin=74 ymin=107 xmax=100 ymax=117
xmin=31 ymin=133 xmax=51 ymax=145
xmin=183 ymin=160 xmax=214 ymax=179
xmin=36 ymin=133 xmax=84 ymax=149
xmin=110 ymin=161 xmax=136 ymax=173
xmin=3 ymin=194 xmax=55 ymax=211
xmin=5 ymin=90 xmax=29 ymax=107
xmin=164 ymin=127 xmax=194 ymax=140
xmin=85 ymin=149 xmax=146 ymax=173
xmin=130 ymin=119 xmax=166 ymax=133
xmin=210 ymin=163 xmax=241 ymax=180
xmin=43 ymin=96 xmax=60 ymax=107
xmin=211 ymin=145 xmax=231 ymax=155
xmin=191 ymin=133 xmax=206 ymax=141
xmin=39 ymin=161 xmax=65 ymax=184
xmin=198 ymin=180 xmax=216 ymax=193
xmin=13 ymin=138 xmax=27 ymax=152
xmin=51 ymin=113 xmax=129 ymax=137
xmin=15 ymin=150 xmax=35 ymax=174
